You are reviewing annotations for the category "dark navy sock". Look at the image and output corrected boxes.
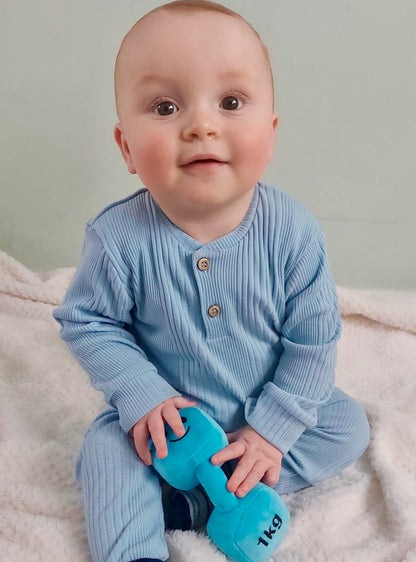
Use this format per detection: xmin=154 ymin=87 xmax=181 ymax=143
xmin=164 ymin=486 xmax=212 ymax=531
xmin=129 ymin=559 xmax=163 ymax=562
xmin=165 ymin=490 xmax=192 ymax=530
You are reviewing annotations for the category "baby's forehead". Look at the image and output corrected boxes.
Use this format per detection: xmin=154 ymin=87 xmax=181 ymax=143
xmin=117 ymin=8 xmax=267 ymax=73
xmin=114 ymin=8 xmax=274 ymax=115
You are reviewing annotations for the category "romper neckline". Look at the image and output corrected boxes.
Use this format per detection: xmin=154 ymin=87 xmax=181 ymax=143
xmin=150 ymin=183 xmax=260 ymax=252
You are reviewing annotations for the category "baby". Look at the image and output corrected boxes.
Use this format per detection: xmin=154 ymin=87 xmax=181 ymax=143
xmin=54 ymin=2 xmax=370 ymax=561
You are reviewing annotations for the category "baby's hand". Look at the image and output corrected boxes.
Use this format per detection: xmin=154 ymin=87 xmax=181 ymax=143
xmin=131 ymin=396 xmax=196 ymax=465
xmin=211 ymin=425 xmax=283 ymax=498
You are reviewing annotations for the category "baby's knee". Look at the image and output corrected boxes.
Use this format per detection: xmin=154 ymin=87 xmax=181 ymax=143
xmin=317 ymin=391 xmax=370 ymax=480
xmin=340 ymin=394 xmax=370 ymax=463
xmin=75 ymin=408 xmax=125 ymax=481
xmin=279 ymin=392 xmax=370 ymax=492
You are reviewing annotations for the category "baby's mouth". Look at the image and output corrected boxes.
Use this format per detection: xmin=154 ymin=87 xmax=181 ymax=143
xmin=181 ymin=154 xmax=226 ymax=167
xmin=180 ymin=156 xmax=227 ymax=172
xmin=190 ymin=158 xmax=220 ymax=164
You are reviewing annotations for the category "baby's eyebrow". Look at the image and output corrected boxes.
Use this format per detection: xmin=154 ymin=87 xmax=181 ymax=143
xmin=134 ymin=70 xmax=252 ymax=90
xmin=135 ymin=74 xmax=173 ymax=88
xmin=218 ymin=70 xmax=252 ymax=81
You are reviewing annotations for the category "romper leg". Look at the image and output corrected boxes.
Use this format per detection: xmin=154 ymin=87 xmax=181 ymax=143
xmin=276 ymin=387 xmax=370 ymax=495
xmin=75 ymin=408 xmax=168 ymax=562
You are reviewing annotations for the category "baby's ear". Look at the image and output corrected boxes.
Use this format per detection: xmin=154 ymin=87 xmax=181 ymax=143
xmin=267 ymin=113 xmax=279 ymax=162
xmin=114 ymin=123 xmax=137 ymax=174
xmin=272 ymin=113 xmax=279 ymax=133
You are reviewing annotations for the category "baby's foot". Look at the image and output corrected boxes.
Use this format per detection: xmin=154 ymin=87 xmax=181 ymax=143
xmin=164 ymin=486 xmax=212 ymax=530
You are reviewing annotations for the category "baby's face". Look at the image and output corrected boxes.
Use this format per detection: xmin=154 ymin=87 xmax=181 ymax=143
xmin=115 ymin=10 xmax=278 ymax=221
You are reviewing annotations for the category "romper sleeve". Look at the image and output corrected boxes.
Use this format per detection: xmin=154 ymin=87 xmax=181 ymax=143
xmin=53 ymin=224 xmax=180 ymax=432
xmin=244 ymin=227 xmax=341 ymax=455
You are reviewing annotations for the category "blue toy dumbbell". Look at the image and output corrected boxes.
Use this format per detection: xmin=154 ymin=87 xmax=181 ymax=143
xmin=150 ymin=407 xmax=289 ymax=562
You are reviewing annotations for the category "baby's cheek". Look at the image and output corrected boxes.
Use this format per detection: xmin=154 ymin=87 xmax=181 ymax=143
xmin=237 ymin=126 xmax=274 ymax=170
xmin=134 ymin=136 xmax=171 ymax=182
xmin=139 ymin=135 xmax=168 ymax=165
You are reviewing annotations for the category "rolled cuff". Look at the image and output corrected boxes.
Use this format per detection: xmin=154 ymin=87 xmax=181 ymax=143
xmin=111 ymin=370 xmax=181 ymax=433
xmin=245 ymin=382 xmax=319 ymax=455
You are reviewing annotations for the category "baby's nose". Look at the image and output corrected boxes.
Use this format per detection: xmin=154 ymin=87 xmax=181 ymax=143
xmin=181 ymin=108 xmax=220 ymax=141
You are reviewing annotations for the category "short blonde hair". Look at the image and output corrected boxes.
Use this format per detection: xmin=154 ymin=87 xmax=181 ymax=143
xmin=114 ymin=0 xmax=275 ymax=116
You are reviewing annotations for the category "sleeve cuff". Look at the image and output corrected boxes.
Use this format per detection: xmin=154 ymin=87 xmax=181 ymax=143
xmin=111 ymin=370 xmax=181 ymax=432
xmin=245 ymin=382 xmax=318 ymax=454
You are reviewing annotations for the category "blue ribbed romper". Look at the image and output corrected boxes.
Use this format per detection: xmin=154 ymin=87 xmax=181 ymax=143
xmin=54 ymin=183 xmax=370 ymax=561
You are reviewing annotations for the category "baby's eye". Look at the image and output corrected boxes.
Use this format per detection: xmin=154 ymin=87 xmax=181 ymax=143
xmin=220 ymin=96 xmax=243 ymax=111
xmin=153 ymin=101 xmax=178 ymax=116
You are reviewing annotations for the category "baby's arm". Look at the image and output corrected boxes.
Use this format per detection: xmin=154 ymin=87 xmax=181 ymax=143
xmin=222 ymin=224 xmax=340 ymax=496
xmin=54 ymin=224 xmax=180 ymax=433
xmin=245 ymin=226 xmax=341 ymax=454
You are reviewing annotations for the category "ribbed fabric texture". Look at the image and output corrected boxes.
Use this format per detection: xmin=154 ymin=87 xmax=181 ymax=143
xmin=54 ymin=182 xmax=341 ymax=455
xmin=75 ymin=410 xmax=169 ymax=562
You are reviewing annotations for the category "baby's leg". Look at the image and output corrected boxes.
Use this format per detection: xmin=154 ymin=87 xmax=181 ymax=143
xmin=276 ymin=387 xmax=370 ymax=494
xmin=76 ymin=408 xmax=168 ymax=562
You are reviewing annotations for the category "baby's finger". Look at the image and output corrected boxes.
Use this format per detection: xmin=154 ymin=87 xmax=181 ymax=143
xmin=148 ymin=415 xmax=168 ymax=460
xmin=162 ymin=402 xmax=186 ymax=438
xmin=235 ymin=461 xmax=268 ymax=498
xmin=261 ymin=466 xmax=281 ymax=488
xmin=226 ymin=455 xmax=255 ymax=493
xmin=211 ymin=441 xmax=245 ymax=466
xmin=172 ymin=396 xmax=197 ymax=409
xmin=132 ymin=424 xmax=152 ymax=465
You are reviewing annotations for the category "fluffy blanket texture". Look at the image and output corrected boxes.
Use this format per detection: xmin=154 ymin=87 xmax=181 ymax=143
xmin=0 ymin=250 xmax=415 ymax=562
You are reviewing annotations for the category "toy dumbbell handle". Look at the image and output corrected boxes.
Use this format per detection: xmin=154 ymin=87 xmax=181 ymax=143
xmin=196 ymin=459 xmax=238 ymax=512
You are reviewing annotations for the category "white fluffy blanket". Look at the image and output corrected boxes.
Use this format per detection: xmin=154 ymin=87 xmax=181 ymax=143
xmin=1 ymin=250 xmax=415 ymax=562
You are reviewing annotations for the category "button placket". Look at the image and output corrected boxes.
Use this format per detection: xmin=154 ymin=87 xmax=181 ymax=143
xmin=193 ymin=252 xmax=224 ymax=338
xmin=197 ymin=257 xmax=210 ymax=271
xmin=208 ymin=304 xmax=221 ymax=318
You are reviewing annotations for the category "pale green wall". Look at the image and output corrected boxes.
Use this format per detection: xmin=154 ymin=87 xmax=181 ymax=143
xmin=1 ymin=1 xmax=415 ymax=289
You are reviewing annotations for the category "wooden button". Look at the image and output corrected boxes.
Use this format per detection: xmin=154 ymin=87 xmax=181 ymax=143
xmin=197 ymin=258 xmax=210 ymax=271
xmin=208 ymin=305 xmax=221 ymax=318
